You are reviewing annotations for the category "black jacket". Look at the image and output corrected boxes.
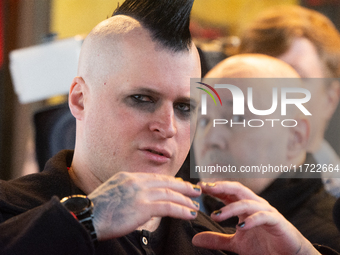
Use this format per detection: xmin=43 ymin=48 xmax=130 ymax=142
xmin=0 ymin=150 xmax=236 ymax=255
xmin=0 ymin=151 xmax=337 ymax=254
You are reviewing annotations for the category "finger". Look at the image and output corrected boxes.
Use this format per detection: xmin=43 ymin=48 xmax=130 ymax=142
xmin=128 ymin=172 xmax=202 ymax=197
xmin=192 ymin=231 xmax=234 ymax=251
xmin=236 ymin=210 xmax=281 ymax=231
xmin=102 ymin=172 xmax=201 ymax=199
xmin=152 ymin=174 xmax=202 ymax=197
xmin=145 ymin=188 xmax=200 ymax=211
xmin=198 ymin=181 xmax=266 ymax=203
xmin=148 ymin=201 xmax=198 ymax=220
xmin=210 ymin=199 xmax=274 ymax=222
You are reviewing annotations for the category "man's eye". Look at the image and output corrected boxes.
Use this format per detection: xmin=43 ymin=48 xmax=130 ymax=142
xmin=131 ymin=94 xmax=153 ymax=103
xmin=175 ymin=103 xmax=190 ymax=112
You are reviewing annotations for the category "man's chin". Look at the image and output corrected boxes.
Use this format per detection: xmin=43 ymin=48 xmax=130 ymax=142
xmin=132 ymin=165 xmax=176 ymax=177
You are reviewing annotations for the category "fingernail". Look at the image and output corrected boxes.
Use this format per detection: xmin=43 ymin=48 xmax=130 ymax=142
xmin=190 ymin=210 xmax=197 ymax=216
xmin=193 ymin=201 xmax=200 ymax=208
xmin=238 ymin=222 xmax=245 ymax=228
xmin=206 ymin=182 xmax=216 ymax=187
xmin=193 ymin=185 xmax=201 ymax=192
xmin=213 ymin=210 xmax=222 ymax=216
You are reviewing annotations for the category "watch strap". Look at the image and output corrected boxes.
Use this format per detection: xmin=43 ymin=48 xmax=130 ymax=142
xmin=78 ymin=209 xmax=98 ymax=246
xmin=61 ymin=195 xmax=98 ymax=246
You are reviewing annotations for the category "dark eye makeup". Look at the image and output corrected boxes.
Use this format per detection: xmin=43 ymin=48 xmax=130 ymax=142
xmin=131 ymin=94 xmax=154 ymax=103
xmin=126 ymin=93 xmax=196 ymax=120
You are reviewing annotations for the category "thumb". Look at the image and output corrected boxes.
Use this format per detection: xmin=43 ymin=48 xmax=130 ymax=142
xmin=192 ymin=231 xmax=234 ymax=251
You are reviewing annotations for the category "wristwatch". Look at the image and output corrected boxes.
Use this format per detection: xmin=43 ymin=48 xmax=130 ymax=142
xmin=60 ymin=195 xmax=98 ymax=245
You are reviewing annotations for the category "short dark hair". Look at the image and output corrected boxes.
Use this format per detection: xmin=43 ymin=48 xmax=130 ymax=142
xmin=238 ymin=5 xmax=340 ymax=77
xmin=113 ymin=0 xmax=194 ymax=52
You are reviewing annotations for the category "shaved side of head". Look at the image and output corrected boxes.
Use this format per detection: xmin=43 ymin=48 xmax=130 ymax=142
xmin=77 ymin=16 xmax=144 ymax=88
xmin=77 ymin=0 xmax=195 ymax=90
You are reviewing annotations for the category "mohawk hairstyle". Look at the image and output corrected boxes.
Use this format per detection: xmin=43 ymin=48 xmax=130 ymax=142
xmin=112 ymin=0 xmax=194 ymax=52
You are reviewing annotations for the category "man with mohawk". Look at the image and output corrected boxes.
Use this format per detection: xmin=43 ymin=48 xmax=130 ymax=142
xmin=0 ymin=0 xmax=337 ymax=254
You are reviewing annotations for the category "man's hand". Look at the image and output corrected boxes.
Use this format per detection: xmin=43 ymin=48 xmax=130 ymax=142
xmin=192 ymin=181 xmax=320 ymax=255
xmin=88 ymin=172 xmax=201 ymax=240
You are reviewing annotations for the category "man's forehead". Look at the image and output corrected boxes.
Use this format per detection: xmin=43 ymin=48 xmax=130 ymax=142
xmin=128 ymin=82 xmax=191 ymax=96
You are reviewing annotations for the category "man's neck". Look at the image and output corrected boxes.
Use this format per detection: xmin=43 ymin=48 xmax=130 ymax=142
xmin=68 ymin=164 xmax=102 ymax=195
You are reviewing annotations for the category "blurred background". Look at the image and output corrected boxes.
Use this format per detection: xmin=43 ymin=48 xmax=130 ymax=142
xmin=1 ymin=0 xmax=339 ymax=180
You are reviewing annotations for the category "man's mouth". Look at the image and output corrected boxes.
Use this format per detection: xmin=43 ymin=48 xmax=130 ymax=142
xmin=146 ymin=149 xmax=165 ymax=156
xmin=141 ymin=147 xmax=171 ymax=159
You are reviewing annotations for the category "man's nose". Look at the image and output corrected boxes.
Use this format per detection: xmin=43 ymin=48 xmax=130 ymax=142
xmin=149 ymin=104 xmax=177 ymax=138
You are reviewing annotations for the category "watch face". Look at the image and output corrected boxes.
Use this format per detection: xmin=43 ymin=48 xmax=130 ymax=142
xmin=62 ymin=195 xmax=90 ymax=215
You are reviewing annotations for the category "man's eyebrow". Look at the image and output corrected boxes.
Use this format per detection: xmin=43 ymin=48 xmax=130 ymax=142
xmin=177 ymin=96 xmax=197 ymax=106
xmin=130 ymin=87 xmax=195 ymax=104
xmin=130 ymin=87 xmax=162 ymax=97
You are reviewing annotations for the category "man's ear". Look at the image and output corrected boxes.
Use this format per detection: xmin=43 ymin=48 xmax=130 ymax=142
xmin=69 ymin=76 xmax=87 ymax=120
xmin=287 ymin=117 xmax=310 ymax=160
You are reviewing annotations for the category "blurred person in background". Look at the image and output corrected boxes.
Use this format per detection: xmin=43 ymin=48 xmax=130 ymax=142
xmin=238 ymin=5 xmax=340 ymax=197
xmin=194 ymin=53 xmax=340 ymax=251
